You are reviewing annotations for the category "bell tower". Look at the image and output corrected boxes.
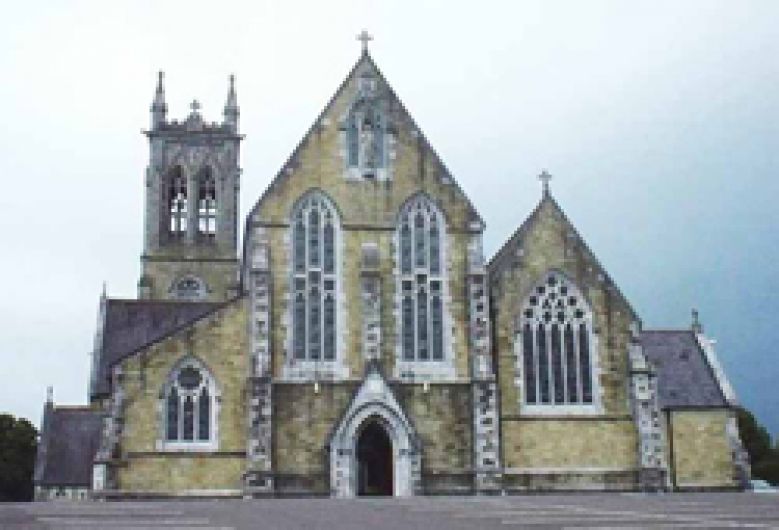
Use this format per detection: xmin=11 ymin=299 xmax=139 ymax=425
xmin=139 ymin=72 xmax=242 ymax=302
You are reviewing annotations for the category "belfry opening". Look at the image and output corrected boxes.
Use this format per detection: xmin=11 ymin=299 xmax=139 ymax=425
xmin=356 ymin=420 xmax=393 ymax=496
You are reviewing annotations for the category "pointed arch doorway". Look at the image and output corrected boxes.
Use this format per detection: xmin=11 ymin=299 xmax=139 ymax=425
xmin=356 ymin=419 xmax=393 ymax=496
xmin=329 ymin=366 xmax=421 ymax=497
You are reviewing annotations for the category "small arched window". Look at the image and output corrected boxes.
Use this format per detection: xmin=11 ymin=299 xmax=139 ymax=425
xmin=162 ymin=359 xmax=217 ymax=448
xmin=170 ymin=275 xmax=208 ymax=301
xmin=168 ymin=167 xmax=187 ymax=236
xmin=397 ymin=195 xmax=446 ymax=362
xmin=519 ymin=271 xmax=596 ymax=407
xmin=290 ymin=192 xmax=340 ymax=362
xmin=197 ymin=167 xmax=217 ymax=238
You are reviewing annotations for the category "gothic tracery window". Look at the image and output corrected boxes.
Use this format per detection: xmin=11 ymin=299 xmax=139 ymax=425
xmin=291 ymin=192 xmax=339 ymax=362
xmin=163 ymin=359 xmax=217 ymax=447
xmin=520 ymin=272 xmax=596 ymax=407
xmin=197 ymin=168 xmax=217 ymax=238
xmin=397 ymin=196 xmax=446 ymax=362
xmin=168 ymin=167 xmax=187 ymax=236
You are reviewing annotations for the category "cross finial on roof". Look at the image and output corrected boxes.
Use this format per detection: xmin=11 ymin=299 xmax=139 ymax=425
xmin=539 ymin=169 xmax=552 ymax=196
xmin=357 ymin=29 xmax=373 ymax=53
xmin=691 ymin=308 xmax=703 ymax=334
xmin=190 ymin=99 xmax=201 ymax=113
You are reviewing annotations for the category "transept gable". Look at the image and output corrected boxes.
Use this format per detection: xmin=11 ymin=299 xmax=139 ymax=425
xmin=488 ymin=190 xmax=640 ymax=324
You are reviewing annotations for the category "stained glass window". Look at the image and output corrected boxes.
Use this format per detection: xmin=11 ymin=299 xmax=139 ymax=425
xmin=290 ymin=193 xmax=340 ymax=362
xmin=397 ymin=196 xmax=447 ymax=362
xmin=519 ymin=272 xmax=596 ymax=407
xmin=163 ymin=362 xmax=216 ymax=445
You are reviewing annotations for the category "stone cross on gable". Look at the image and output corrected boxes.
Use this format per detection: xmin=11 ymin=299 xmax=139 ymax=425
xmin=357 ymin=30 xmax=373 ymax=53
xmin=539 ymin=170 xmax=552 ymax=195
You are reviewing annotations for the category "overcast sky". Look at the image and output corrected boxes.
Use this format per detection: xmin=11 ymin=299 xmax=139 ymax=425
xmin=1 ymin=1 xmax=777 ymax=437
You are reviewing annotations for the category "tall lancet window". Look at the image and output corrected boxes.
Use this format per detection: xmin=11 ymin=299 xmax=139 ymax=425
xmin=397 ymin=195 xmax=446 ymax=362
xmin=519 ymin=271 xmax=597 ymax=408
xmin=168 ymin=167 xmax=187 ymax=236
xmin=197 ymin=167 xmax=217 ymax=238
xmin=162 ymin=358 xmax=218 ymax=449
xmin=290 ymin=192 xmax=340 ymax=362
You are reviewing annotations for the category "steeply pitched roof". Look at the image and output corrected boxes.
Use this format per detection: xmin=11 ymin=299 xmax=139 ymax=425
xmin=640 ymin=330 xmax=728 ymax=409
xmin=91 ymin=299 xmax=222 ymax=398
xmin=34 ymin=406 xmax=104 ymax=487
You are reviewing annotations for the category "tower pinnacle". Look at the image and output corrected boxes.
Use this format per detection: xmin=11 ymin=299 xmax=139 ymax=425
xmin=224 ymin=74 xmax=239 ymax=132
xmin=151 ymin=70 xmax=167 ymax=129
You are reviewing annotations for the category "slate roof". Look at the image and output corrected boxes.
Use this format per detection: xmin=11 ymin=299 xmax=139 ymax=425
xmin=34 ymin=406 xmax=104 ymax=487
xmin=640 ymin=330 xmax=728 ymax=409
xmin=91 ymin=299 xmax=222 ymax=398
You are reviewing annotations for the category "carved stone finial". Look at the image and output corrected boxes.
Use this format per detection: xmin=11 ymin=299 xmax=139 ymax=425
xmin=691 ymin=308 xmax=703 ymax=334
xmin=539 ymin=170 xmax=552 ymax=196
xmin=46 ymin=385 xmax=53 ymax=404
xmin=357 ymin=29 xmax=373 ymax=53
xmin=190 ymin=99 xmax=201 ymax=114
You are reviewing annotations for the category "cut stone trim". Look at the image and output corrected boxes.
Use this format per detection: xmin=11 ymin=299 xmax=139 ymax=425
xmin=361 ymin=243 xmax=381 ymax=361
xmin=329 ymin=364 xmax=421 ymax=497
xmin=245 ymin=229 xmax=274 ymax=495
xmin=628 ymin=324 xmax=668 ymax=491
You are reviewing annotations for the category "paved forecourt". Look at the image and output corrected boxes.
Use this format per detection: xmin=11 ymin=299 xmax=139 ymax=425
xmin=2 ymin=492 xmax=778 ymax=529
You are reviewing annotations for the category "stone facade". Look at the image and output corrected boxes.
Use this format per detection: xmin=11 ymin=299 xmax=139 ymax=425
xmin=108 ymin=300 xmax=248 ymax=495
xmin=36 ymin=45 xmax=745 ymax=500
xmin=668 ymin=409 xmax=738 ymax=490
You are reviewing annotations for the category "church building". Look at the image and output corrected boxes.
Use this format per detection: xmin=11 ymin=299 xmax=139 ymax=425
xmin=33 ymin=38 xmax=748 ymax=499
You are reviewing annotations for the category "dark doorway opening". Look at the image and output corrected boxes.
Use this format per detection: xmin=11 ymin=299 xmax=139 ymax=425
xmin=357 ymin=420 xmax=393 ymax=496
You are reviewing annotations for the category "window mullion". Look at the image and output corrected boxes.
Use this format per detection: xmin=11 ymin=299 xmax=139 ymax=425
xmin=559 ymin=324 xmax=567 ymax=404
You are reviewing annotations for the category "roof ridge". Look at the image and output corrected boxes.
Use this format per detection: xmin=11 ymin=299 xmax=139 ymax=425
xmin=106 ymin=298 xmax=221 ymax=305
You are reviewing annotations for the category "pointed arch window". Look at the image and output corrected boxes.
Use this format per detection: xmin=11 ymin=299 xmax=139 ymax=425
xmin=397 ymin=196 xmax=446 ymax=362
xmin=162 ymin=359 xmax=218 ymax=449
xmin=290 ymin=192 xmax=340 ymax=362
xmin=344 ymin=97 xmax=388 ymax=177
xmin=519 ymin=272 xmax=597 ymax=408
xmin=197 ymin=167 xmax=217 ymax=238
xmin=168 ymin=167 xmax=187 ymax=236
